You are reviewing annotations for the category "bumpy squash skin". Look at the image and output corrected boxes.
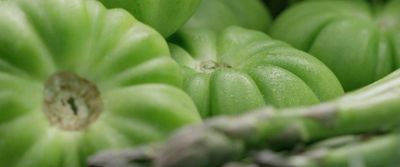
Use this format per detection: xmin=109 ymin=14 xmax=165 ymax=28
xmin=170 ymin=27 xmax=344 ymax=117
xmin=270 ymin=0 xmax=400 ymax=91
xmin=0 ymin=0 xmax=201 ymax=166
xmin=97 ymin=0 xmax=201 ymax=37
xmin=183 ymin=0 xmax=271 ymax=32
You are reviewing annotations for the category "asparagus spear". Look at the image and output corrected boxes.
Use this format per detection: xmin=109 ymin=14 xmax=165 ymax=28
xmin=88 ymin=145 xmax=159 ymax=167
xmin=153 ymin=70 xmax=400 ymax=167
xmin=250 ymin=133 xmax=400 ymax=167
xmin=287 ymin=134 xmax=400 ymax=167
xmin=231 ymin=134 xmax=400 ymax=167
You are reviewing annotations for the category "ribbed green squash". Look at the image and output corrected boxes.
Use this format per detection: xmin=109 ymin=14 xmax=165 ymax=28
xmin=97 ymin=0 xmax=201 ymax=37
xmin=271 ymin=0 xmax=400 ymax=91
xmin=0 ymin=0 xmax=201 ymax=166
xmin=183 ymin=0 xmax=271 ymax=32
xmin=170 ymin=27 xmax=344 ymax=117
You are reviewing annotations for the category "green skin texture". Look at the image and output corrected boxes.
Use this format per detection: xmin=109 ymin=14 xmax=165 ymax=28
xmin=169 ymin=27 xmax=344 ymax=117
xmin=97 ymin=0 xmax=201 ymax=37
xmin=182 ymin=0 xmax=271 ymax=32
xmin=0 ymin=0 xmax=201 ymax=167
xmin=270 ymin=0 xmax=400 ymax=91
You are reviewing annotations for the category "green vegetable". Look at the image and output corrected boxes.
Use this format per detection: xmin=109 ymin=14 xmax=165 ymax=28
xmin=97 ymin=0 xmax=201 ymax=37
xmin=270 ymin=0 xmax=400 ymax=91
xmin=88 ymin=134 xmax=400 ymax=167
xmin=231 ymin=134 xmax=400 ymax=167
xmin=0 ymin=0 xmax=201 ymax=166
xmin=169 ymin=26 xmax=344 ymax=117
xmin=183 ymin=0 xmax=271 ymax=32
xmin=144 ymin=68 xmax=400 ymax=167
xmin=286 ymin=134 xmax=400 ymax=167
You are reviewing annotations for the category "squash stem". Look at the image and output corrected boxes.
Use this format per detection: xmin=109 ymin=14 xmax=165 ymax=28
xmin=42 ymin=72 xmax=102 ymax=131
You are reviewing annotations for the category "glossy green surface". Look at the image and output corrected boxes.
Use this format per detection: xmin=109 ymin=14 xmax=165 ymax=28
xmin=0 ymin=0 xmax=201 ymax=166
xmin=270 ymin=0 xmax=400 ymax=91
xmin=170 ymin=27 xmax=344 ymax=117
xmin=97 ymin=0 xmax=201 ymax=37
xmin=183 ymin=0 xmax=271 ymax=32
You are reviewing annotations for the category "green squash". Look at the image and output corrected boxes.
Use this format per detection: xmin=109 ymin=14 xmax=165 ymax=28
xmin=0 ymin=0 xmax=201 ymax=166
xmin=183 ymin=0 xmax=271 ymax=32
xmin=97 ymin=0 xmax=201 ymax=37
xmin=170 ymin=27 xmax=344 ymax=117
xmin=270 ymin=0 xmax=400 ymax=91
